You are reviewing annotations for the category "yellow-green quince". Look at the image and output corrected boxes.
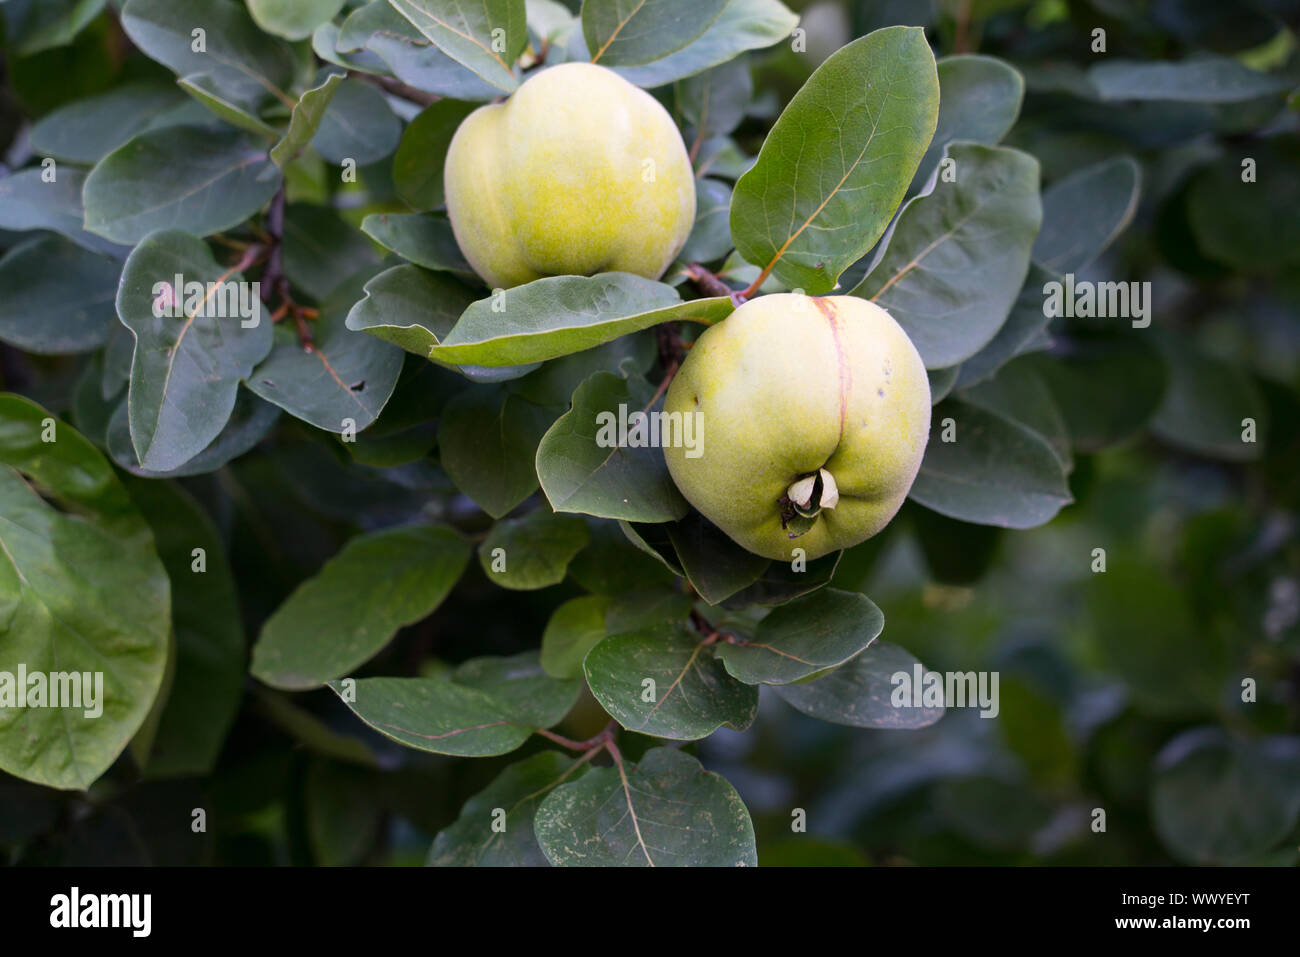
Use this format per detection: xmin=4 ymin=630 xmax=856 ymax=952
xmin=443 ymin=62 xmax=696 ymax=289
xmin=663 ymin=293 xmax=931 ymax=561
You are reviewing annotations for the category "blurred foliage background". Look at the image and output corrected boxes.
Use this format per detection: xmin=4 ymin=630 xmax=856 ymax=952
xmin=2 ymin=0 xmax=1299 ymax=866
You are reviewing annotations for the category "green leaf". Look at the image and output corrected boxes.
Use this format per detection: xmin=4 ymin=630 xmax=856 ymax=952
xmin=360 ymin=212 xmax=475 ymax=278
xmin=120 ymin=0 xmax=296 ymax=108
xmin=1152 ymin=729 xmax=1300 ymax=864
xmin=28 ymin=81 xmax=189 ymax=165
xmin=431 ymin=273 xmax=733 ymax=367
xmin=1088 ymin=56 xmax=1294 ymax=103
xmin=328 ymin=651 xmax=580 ymax=756
xmin=568 ymin=517 xmax=677 ymax=594
xmin=678 ymin=55 xmax=753 ymax=142
xmin=534 ymin=747 xmax=756 ymax=866
xmin=345 ymin=263 xmax=478 ymax=357
xmin=312 ymin=78 xmax=403 ymax=166
xmin=176 ymin=72 xmax=280 ymax=138
xmin=678 ymin=177 xmax=735 ymax=264
xmin=535 ymin=372 xmax=690 ymax=523
xmin=0 ymin=236 xmax=120 ymax=355
xmin=0 ymin=397 xmax=170 ymax=790
xmin=604 ymin=0 xmax=797 ymax=88
xmin=719 ymin=551 xmax=841 ymax=608
xmin=852 ymin=143 xmax=1042 ymax=369
xmin=283 ymin=203 xmax=383 ymax=301
xmin=0 ymin=167 xmax=130 ymax=258
xmin=388 ymin=0 xmax=527 ymax=94
xmin=1150 ymin=334 xmax=1267 ymax=462
xmin=666 ymin=510 xmax=769 ymax=605
xmin=729 ymin=26 xmax=939 ymax=294
xmin=952 ymin=264 xmax=1055 ymax=389
xmin=715 ymin=589 xmax=883 ymax=685
xmin=393 ymin=99 xmax=479 ymax=210
xmin=1085 ymin=555 xmax=1228 ymax=716
xmin=541 ymin=595 xmax=611 ymax=679
xmin=1154 ymin=335 xmax=1263 ymax=462
xmin=336 ymin=0 xmax=502 ymax=100
xmin=478 ymin=510 xmax=590 ymax=590
xmin=773 ymin=642 xmax=944 ymax=729
xmin=249 ymin=0 xmax=346 ymax=41
xmin=116 ymin=230 xmax=273 ymax=472
xmin=1 ymin=0 xmax=107 ymax=57
xmin=912 ymin=54 xmax=1024 ymax=192
xmin=306 ymin=760 xmax=381 ymax=865
xmin=1033 ymin=156 xmax=1140 ymax=273
xmin=1187 ymin=139 xmax=1300 ymax=272
xmin=909 ymin=367 xmax=1073 ymax=528
xmin=542 ymin=588 xmax=691 ymax=680
xmin=584 ymin=0 xmax=727 ymax=67
xmin=252 ymin=525 xmax=471 ymax=690
xmin=84 ymin=127 xmax=281 ymax=245
xmin=430 ymin=751 xmax=590 ymax=865
xmin=270 ymin=72 xmax=345 ymax=168
xmin=248 ymin=273 xmax=405 ymax=434
xmin=438 ymin=383 xmax=554 ymax=515
xmin=584 ymin=624 xmax=757 ymax=740
xmin=107 ymin=387 xmax=281 ymax=479
xmin=122 ymin=479 xmax=243 ymax=779
xmin=1022 ymin=329 xmax=1167 ymax=452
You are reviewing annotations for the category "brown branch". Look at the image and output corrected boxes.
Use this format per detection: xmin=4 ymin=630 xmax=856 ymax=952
xmin=260 ymin=186 xmax=314 ymax=348
xmin=353 ymin=72 xmax=440 ymax=107
xmin=684 ymin=262 xmax=736 ymax=299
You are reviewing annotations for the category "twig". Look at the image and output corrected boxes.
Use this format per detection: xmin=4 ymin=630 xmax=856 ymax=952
xmin=353 ymin=72 xmax=440 ymax=107
xmin=684 ymin=262 xmax=735 ymax=299
xmin=260 ymin=186 xmax=315 ymax=349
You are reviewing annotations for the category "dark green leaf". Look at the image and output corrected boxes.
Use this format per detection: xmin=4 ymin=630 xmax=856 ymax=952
xmin=0 ymin=167 xmax=130 ymax=258
xmin=388 ymin=0 xmax=527 ymax=93
xmin=585 ymin=0 xmax=727 ymax=67
xmin=393 ymin=99 xmax=479 ymax=210
xmin=603 ymin=0 xmax=797 ymax=88
xmin=122 ymin=479 xmax=243 ymax=779
xmin=534 ymin=747 xmax=756 ymax=866
xmin=430 ymin=751 xmax=589 ymax=865
xmin=853 ymin=143 xmax=1042 ymax=369
xmin=253 ymin=525 xmax=472 ymax=690
xmin=116 ymin=230 xmax=273 ymax=472
xmin=716 ymin=588 xmax=883 ymax=685
xmin=478 ymin=509 xmax=590 ymax=590
xmin=912 ymin=54 xmax=1024 ymax=192
xmin=1152 ymin=729 xmax=1300 ymax=864
xmin=120 ymin=0 xmax=296 ymax=107
xmin=730 ymin=26 xmax=939 ymax=294
xmin=360 ymin=212 xmax=475 ymax=278
xmin=84 ymin=127 xmax=281 ymax=245
xmin=535 ymin=372 xmax=690 ymax=523
xmin=328 ymin=651 xmax=580 ymax=756
xmin=28 ymin=81 xmax=188 ymax=165
xmin=248 ymin=273 xmax=404 ymax=434
xmin=0 ymin=397 xmax=170 ymax=790
xmin=0 ymin=236 xmax=120 ymax=355
xmin=773 ymin=642 xmax=945 ymax=729
xmin=430 ymin=273 xmax=733 ymax=367
xmin=270 ymin=71 xmax=345 ymax=169
xmin=312 ymin=78 xmax=403 ymax=166
xmin=1033 ymin=156 xmax=1141 ymax=273
xmin=584 ymin=624 xmax=758 ymax=740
